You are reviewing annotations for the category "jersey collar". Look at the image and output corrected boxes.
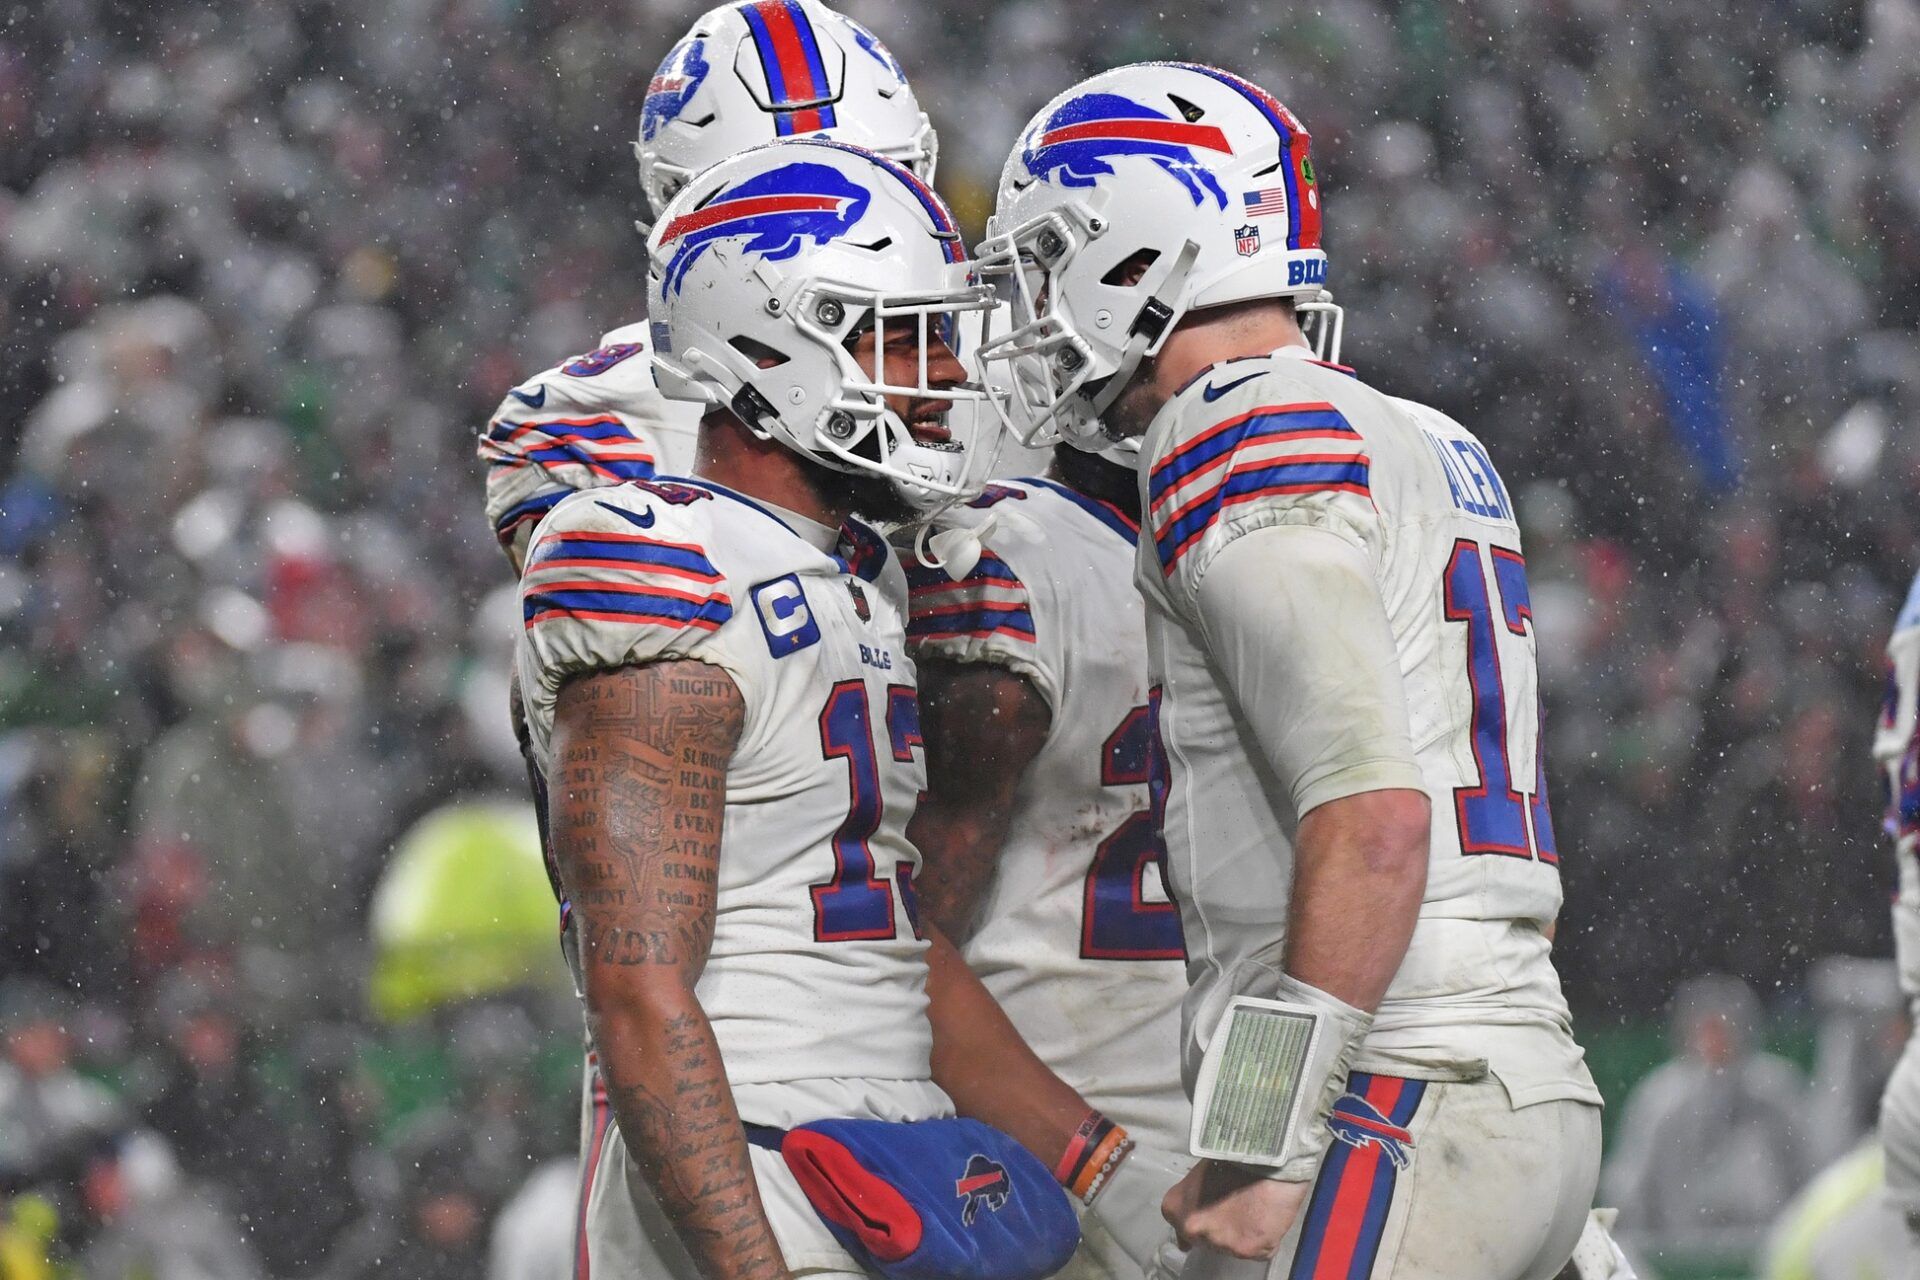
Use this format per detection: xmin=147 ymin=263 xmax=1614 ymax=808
xmin=1271 ymin=343 xmax=1357 ymax=378
xmin=1023 ymin=476 xmax=1139 ymax=546
xmin=669 ymin=476 xmax=888 ymax=581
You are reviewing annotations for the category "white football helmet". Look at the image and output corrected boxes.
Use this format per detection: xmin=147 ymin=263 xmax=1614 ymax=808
xmin=636 ymin=1 xmax=937 ymax=216
xmin=976 ymin=62 xmax=1341 ymax=449
xmin=646 ymin=139 xmax=1005 ymax=509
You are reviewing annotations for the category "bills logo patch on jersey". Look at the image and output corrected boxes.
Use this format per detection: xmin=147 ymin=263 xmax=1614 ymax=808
xmin=630 ymin=480 xmax=713 ymax=506
xmin=1234 ymin=224 xmax=1260 ymax=256
xmin=641 ymin=36 xmax=711 ymax=141
xmin=968 ymin=483 xmax=1031 ymax=510
xmin=954 ymin=1154 xmax=1012 ymax=1226
xmin=658 ymin=162 xmax=871 ymax=296
xmin=562 ymin=343 xmax=647 ymax=378
xmin=1021 ymin=92 xmax=1232 ymax=209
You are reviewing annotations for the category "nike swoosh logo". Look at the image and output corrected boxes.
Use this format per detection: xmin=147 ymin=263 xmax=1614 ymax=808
xmin=598 ymin=501 xmax=655 ymax=529
xmin=1201 ymin=372 xmax=1261 ymax=402
xmin=509 ymin=385 xmax=547 ymax=409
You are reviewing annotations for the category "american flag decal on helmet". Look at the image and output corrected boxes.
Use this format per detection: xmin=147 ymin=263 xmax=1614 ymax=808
xmin=1243 ymin=187 xmax=1287 ymax=217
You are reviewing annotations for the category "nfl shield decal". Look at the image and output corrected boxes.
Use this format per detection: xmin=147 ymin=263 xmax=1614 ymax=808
xmin=1234 ymin=223 xmax=1261 ymax=256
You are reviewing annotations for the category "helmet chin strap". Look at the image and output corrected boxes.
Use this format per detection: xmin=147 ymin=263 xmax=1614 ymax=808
xmin=915 ymin=507 xmax=1001 ymax=580
xmin=1096 ymin=434 xmax=1142 ymax=467
xmin=1076 ymin=238 xmax=1201 ymax=437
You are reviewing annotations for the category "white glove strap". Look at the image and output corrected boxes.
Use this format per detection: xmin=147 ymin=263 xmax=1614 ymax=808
xmin=1082 ymin=1142 xmax=1193 ymax=1276
xmin=1189 ymin=975 xmax=1371 ymax=1181
xmin=1569 ymin=1209 xmax=1637 ymax=1280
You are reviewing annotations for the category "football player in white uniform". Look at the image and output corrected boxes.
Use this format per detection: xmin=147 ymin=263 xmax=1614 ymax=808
xmin=480 ymin=0 xmax=941 ymax=572
xmin=482 ymin=9 xmax=948 ymax=1266
xmin=978 ymin=63 xmax=1604 ymax=1279
xmin=523 ymin=139 xmax=1187 ymax=1280
xmin=1875 ymin=570 xmax=1920 ymax=1240
xmin=905 ymin=439 xmax=1196 ymax=1280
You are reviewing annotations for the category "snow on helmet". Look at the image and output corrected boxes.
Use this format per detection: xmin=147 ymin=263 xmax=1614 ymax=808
xmin=636 ymin=1 xmax=937 ymax=216
xmin=645 ymin=139 xmax=1005 ymax=508
xmin=975 ymin=62 xmax=1339 ymax=449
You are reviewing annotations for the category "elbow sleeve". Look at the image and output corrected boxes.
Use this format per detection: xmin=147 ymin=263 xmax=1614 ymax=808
xmin=1191 ymin=524 xmax=1424 ymax=816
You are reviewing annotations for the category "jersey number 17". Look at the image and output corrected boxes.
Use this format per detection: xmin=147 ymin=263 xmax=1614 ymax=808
xmin=1444 ymin=539 xmax=1558 ymax=863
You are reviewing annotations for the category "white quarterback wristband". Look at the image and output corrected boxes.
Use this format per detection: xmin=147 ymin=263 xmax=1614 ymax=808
xmin=1188 ymin=976 xmax=1372 ymax=1181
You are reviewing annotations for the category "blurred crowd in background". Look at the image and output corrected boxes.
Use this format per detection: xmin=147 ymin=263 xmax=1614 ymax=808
xmin=4 ymin=0 xmax=1920 ymax=1274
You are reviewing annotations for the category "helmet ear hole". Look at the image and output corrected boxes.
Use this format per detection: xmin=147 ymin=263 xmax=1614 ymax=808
xmin=1101 ymin=250 xmax=1160 ymax=288
xmin=729 ymin=336 xmax=790 ymax=368
xmin=733 ymin=333 xmax=794 ymax=368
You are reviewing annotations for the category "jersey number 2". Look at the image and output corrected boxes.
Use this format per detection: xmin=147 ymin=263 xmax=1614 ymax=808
xmin=1443 ymin=539 xmax=1557 ymax=862
xmin=814 ymin=680 xmax=924 ymax=942
xmin=1081 ymin=691 xmax=1186 ymax=960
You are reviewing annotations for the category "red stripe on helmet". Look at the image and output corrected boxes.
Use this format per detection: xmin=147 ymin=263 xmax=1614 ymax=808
xmin=1040 ymin=118 xmax=1234 ymax=153
xmin=754 ymin=0 xmax=824 ymax=105
xmin=1291 ymin=129 xmax=1321 ymax=250
xmin=658 ymin=192 xmax=848 ymax=243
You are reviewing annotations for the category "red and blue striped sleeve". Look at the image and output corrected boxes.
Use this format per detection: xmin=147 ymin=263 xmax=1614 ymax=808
xmin=517 ymin=496 xmax=733 ymax=672
xmin=1145 ymin=400 xmax=1376 ymax=585
xmin=905 ymin=551 xmax=1034 ymax=646
xmin=479 ymin=414 xmax=659 ymax=548
xmin=903 ymin=545 xmax=1056 ymax=704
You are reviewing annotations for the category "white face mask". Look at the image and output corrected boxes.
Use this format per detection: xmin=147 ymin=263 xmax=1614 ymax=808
xmin=788 ymin=281 xmax=1011 ymax=516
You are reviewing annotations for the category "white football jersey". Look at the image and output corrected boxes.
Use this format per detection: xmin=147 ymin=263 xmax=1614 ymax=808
xmin=1875 ymin=571 xmax=1920 ymax=997
xmin=479 ymin=323 xmax=704 ymax=566
xmin=904 ymin=477 xmax=1190 ymax=1152
xmin=516 ymin=475 xmax=947 ymax=1126
xmin=1136 ymin=345 xmax=1599 ymax=1109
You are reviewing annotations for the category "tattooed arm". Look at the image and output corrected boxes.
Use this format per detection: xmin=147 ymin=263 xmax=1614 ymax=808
xmin=548 ymin=661 xmax=788 ymax=1280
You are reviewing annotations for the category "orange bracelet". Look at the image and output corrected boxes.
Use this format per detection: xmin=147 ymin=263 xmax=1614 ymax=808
xmin=1073 ymin=1127 xmax=1133 ymax=1201
xmin=1054 ymin=1110 xmax=1134 ymax=1202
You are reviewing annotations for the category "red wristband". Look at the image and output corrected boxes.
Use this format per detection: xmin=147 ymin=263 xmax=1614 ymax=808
xmin=1054 ymin=1110 xmax=1131 ymax=1201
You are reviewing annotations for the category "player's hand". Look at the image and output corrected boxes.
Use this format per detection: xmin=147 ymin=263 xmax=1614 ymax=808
xmin=1161 ymin=1159 xmax=1310 ymax=1260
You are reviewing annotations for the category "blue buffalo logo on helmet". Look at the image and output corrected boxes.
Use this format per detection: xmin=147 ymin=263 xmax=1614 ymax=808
xmin=1325 ymin=1092 xmax=1415 ymax=1170
xmin=657 ymin=161 xmax=872 ymax=296
xmin=642 ymin=36 xmax=713 ymax=143
xmin=953 ymin=1154 xmax=1012 ymax=1226
xmin=846 ymin=17 xmax=905 ymax=86
xmin=1021 ymin=92 xmax=1233 ymax=209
